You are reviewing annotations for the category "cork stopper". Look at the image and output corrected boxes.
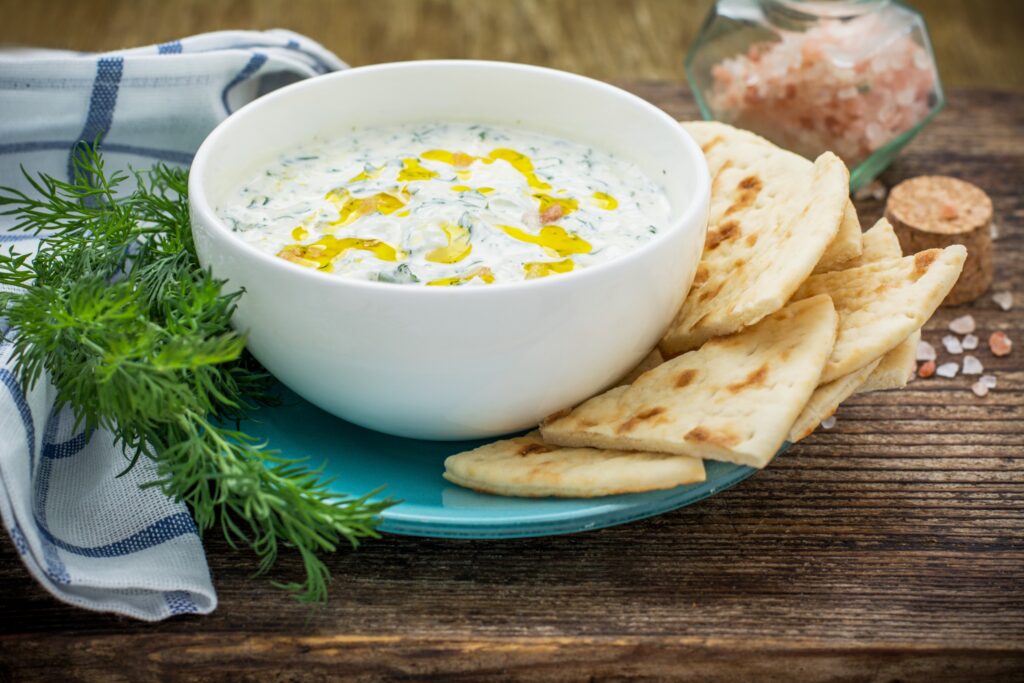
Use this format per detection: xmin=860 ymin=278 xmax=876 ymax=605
xmin=885 ymin=176 xmax=993 ymax=305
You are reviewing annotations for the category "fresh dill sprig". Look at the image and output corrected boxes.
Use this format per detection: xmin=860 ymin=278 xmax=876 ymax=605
xmin=0 ymin=146 xmax=394 ymax=603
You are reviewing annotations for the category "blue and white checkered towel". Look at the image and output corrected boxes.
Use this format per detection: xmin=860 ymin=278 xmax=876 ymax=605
xmin=0 ymin=30 xmax=346 ymax=621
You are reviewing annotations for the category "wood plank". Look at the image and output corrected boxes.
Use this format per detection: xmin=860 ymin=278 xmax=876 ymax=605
xmin=0 ymin=0 xmax=1022 ymax=90
xmin=3 ymin=634 xmax=1024 ymax=682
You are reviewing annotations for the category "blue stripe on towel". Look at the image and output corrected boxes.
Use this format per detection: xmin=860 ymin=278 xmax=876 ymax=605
xmin=0 ymin=140 xmax=73 ymax=155
xmin=283 ymin=39 xmax=332 ymax=73
xmin=157 ymin=41 xmax=183 ymax=54
xmin=164 ymin=590 xmax=198 ymax=615
xmin=9 ymin=520 xmax=28 ymax=556
xmin=0 ymin=140 xmax=192 ymax=165
xmin=31 ymin=406 xmax=72 ymax=583
xmin=1 ymin=369 xmax=198 ymax=566
xmin=0 ymin=380 xmax=71 ymax=584
xmin=67 ymin=56 xmax=125 ymax=182
xmin=41 ymin=432 xmax=88 ymax=460
xmin=37 ymin=511 xmax=198 ymax=558
xmin=0 ymin=369 xmax=35 ymax=472
xmin=220 ymin=52 xmax=268 ymax=115
xmin=191 ymin=40 xmax=334 ymax=74
xmin=31 ymin=404 xmax=199 ymax=559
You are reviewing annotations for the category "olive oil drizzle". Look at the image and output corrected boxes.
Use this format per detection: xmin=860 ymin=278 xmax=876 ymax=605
xmin=275 ymin=141 xmax=626 ymax=282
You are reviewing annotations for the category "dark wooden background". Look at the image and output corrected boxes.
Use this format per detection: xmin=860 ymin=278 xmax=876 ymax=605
xmin=1 ymin=0 xmax=1023 ymax=90
xmin=1 ymin=84 xmax=1021 ymax=681
xmin=1 ymin=1 xmax=1023 ymax=680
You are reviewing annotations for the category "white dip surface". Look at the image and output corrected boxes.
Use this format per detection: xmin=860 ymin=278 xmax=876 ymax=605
xmin=218 ymin=122 xmax=671 ymax=285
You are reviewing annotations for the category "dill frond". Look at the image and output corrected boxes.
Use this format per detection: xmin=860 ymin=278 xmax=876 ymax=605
xmin=0 ymin=146 xmax=394 ymax=603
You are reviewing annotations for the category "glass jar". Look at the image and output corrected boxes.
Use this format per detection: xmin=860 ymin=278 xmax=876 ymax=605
xmin=685 ymin=0 xmax=943 ymax=189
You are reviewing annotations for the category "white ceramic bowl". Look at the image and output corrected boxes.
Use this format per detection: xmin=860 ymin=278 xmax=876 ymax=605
xmin=189 ymin=61 xmax=709 ymax=440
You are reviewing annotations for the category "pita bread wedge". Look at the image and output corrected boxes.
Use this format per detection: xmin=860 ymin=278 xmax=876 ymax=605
xmin=814 ymin=201 xmax=864 ymax=273
xmin=792 ymin=245 xmax=966 ymax=384
xmin=682 ymin=121 xmax=862 ymax=275
xmin=617 ymin=349 xmax=665 ymax=386
xmin=443 ymin=432 xmax=705 ymax=498
xmin=856 ymin=331 xmax=921 ymax=395
xmin=542 ymin=295 xmax=839 ymax=469
xmin=849 ymin=218 xmax=902 ymax=267
xmin=661 ymin=122 xmax=849 ymax=357
xmin=845 ymin=218 xmax=920 ymax=393
xmin=855 ymin=329 xmax=918 ymax=393
xmin=788 ymin=359 xmax=880 ymax=443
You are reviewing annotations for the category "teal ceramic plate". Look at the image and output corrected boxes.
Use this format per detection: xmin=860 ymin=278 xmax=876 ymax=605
xmin=241 ymin=386 xmax=772 ymax=539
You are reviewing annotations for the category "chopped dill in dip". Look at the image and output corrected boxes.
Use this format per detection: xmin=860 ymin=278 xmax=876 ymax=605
xmin=219 ymin=122 xmax=671 ymax=285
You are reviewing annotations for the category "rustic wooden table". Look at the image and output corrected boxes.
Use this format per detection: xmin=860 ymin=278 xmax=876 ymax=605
xmin=3 ymin=0 xmax=1023 ymax=90
xmin=0 ymin=85 xmax=1022 ymax=682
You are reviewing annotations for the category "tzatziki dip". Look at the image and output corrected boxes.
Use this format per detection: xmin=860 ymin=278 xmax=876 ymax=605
xmin=218 ymin=122 xmax=671 ymax=285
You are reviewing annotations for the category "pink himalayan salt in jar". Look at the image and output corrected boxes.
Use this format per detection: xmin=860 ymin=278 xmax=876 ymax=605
xmin=686 ymin=0 xmax=944 ymax=189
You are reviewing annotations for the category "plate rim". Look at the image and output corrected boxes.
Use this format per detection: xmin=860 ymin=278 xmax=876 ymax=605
xmin=245 ymin=386 xmax=785 ymax=540
xmin=376 ymin=457 xmax=767 ymax=538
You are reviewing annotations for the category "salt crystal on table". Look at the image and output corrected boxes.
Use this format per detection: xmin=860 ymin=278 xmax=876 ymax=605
xmin=989 ymin=331 xmax=1013 ymax=357
xmin=962 ymin=355 xmax=983 ymax=375
xmin=992 ymin=291 xmax=1013 ymax=311
xmin=820 ymin=416 xmax=837 ymax=430
xmin=916 ymin=340 xmax=937 ymax=362
xmin=942 ymin=335 xmax=963 ymax=354
xmin=980 ymin=374 xmax=998 ymax=389
xmin=971 ymin=381 xmax=989 ymax=397
xmin=936 ymin=362 xmax=959 ymax=378
xmin=991 ymin=222 xmax=1000 ymax=240
xmin=962 ymin=334 xmax=979 ymax=350
xmin=948 ymin=315 xmax=976 ymax=334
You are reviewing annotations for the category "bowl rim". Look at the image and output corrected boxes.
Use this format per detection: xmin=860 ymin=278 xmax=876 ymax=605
xmin=188 ymin=59 xmax=710 ymax=297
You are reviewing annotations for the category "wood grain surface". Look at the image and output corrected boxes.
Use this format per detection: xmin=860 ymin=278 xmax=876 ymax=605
xmin=1 ymin=0 xmax=1023 ymax=90
xmin=0 ymin=85 xmax=1021 ymax=682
